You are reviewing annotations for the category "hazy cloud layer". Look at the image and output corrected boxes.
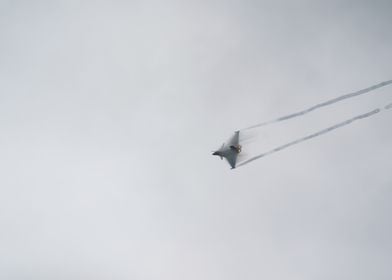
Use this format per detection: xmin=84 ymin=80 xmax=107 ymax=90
xmin=1 ymin=1 xmax=392 ymax=280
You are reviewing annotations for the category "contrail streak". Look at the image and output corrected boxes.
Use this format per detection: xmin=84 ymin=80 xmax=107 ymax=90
xmin=242 ymin=80 xmax=392 ymax=130
xmin=237 ymin=108 xmax=383 ymax=167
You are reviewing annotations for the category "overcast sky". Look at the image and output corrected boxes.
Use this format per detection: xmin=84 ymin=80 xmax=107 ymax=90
xmin=1 ymin=1 xmax=392 ymax=279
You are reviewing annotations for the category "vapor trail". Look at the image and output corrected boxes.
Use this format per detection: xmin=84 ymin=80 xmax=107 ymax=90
xmin=237 ymin=108 xmax=382 ymax=167
xmin=242 ymin=80 xmax=392 ymax=130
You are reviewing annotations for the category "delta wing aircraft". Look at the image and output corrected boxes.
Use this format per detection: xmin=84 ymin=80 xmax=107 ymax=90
xmin=212 ymin=131 xmax=241 ymax=169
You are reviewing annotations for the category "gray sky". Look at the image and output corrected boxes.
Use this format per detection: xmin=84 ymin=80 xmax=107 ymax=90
xmin=1 ymin=1 xmax=392 ymax=279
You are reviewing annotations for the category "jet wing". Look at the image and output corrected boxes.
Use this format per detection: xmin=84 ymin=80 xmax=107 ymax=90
xmin=225 ymin=151 xmax=238 ymax=169
xmin=227 ymin=131 xmax=239 ymax=147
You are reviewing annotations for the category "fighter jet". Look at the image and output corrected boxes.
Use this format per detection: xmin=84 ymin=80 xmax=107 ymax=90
xmin=212 ymin=131 xmax=242 ymax=169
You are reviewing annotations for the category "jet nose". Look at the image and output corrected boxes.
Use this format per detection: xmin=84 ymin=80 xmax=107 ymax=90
xmin=212 ymin=151 xmax=218 ymax=155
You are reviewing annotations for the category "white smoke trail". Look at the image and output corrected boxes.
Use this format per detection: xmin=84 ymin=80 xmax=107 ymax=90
xmin=242 ymin=80 xmax=392 ymax=130
xmin=237 ymin=107 xmax=385 ymax=168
